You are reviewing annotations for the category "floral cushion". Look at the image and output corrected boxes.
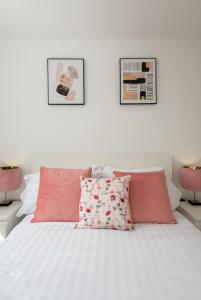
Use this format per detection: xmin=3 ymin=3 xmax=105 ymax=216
xmin=77 ymin=176 xmax=132 ymax=230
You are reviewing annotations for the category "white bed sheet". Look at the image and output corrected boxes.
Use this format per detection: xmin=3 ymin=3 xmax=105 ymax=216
xmin=0 ymin=212 xmax=201 ymax=300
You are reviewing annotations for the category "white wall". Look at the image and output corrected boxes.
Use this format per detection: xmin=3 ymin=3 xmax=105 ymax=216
xmin=0 ymin=38 xmax=201 ymax=197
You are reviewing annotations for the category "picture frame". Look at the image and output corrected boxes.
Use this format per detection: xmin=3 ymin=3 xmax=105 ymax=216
xmin=120 ymin=58 xmax=157 ymax=105
xmin=47 ymin=58 xmax=85 ymax=105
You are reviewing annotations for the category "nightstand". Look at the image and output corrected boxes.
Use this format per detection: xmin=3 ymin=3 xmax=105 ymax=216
xmin=0 ymin=200 xmax=22 ymax=240
xmin=177 ymin=201 xmax=201 ymax=231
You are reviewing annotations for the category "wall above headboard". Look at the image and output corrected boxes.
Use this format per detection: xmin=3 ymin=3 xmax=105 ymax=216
xmin=0 ymin=38 xmax=201 ymax=196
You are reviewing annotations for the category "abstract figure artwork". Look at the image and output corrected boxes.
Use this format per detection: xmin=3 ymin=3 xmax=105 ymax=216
xmin=47 ymin=58 xmax=85 ymax=105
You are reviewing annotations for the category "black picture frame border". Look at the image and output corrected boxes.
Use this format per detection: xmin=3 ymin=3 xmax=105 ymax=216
xmin=47 ymin=58 xmax=85 ymax=105
xmin=119 ymin=57 xmax=157 ymax=105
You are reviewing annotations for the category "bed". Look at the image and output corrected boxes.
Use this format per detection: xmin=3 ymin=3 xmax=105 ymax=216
xmin=0 ymin=153 xmax=201 ymax=300
xmin=1 ymin=212 xmax=201 ymax=300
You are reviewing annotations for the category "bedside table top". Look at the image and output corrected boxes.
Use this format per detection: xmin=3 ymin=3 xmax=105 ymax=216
xmin=0 ymin=200 xmax=22 ymax=221
xmin=178 ymin=201 xmax=201 ymax=221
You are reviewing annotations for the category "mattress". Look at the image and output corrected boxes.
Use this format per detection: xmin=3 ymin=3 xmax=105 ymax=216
xmin=0 ymin=212 xmax=201 ymax=300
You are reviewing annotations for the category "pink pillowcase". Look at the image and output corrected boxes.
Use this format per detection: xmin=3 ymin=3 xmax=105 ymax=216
xmin=32 ymin=167 xmax=91 ymax=222
xmin=114 ymin=171 xmax=176 ymax=224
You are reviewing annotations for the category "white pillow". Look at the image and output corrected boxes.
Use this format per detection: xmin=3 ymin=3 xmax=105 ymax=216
xmin=92 ymin=165 xmax=181 ymax=210
xmin=165 ymin=175 xmax=181 ymax=210
xmin=17 ymin=172 xmax=40 ymax=217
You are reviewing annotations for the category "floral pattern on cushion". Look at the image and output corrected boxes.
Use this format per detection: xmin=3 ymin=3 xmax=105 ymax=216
xmin=77 ymin=176 xmax=133 ymax=231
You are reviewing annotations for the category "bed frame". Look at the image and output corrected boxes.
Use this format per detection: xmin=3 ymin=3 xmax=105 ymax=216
xmin=33 ymin=152 xmax=172 ymax=176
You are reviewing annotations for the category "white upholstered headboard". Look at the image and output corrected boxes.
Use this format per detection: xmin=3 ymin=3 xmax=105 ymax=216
xmin=33 ymin=152 xmax=172 ymax=177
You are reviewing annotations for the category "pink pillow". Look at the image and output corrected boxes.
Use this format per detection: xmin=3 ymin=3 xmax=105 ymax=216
xmin=32 ymin=167 xmax=91 ymax=222
xmin=77 ymin=176 xmax=132 ymax=230
xmin=114 ymin=171 xmax=176 ymax=224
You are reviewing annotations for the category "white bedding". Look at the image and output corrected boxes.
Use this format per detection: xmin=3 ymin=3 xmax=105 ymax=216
xmin=0 ymin=212 xmax=201 ymax=300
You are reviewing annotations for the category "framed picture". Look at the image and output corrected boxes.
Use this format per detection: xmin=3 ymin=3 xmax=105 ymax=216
xmin=47 ymin=58 xmax=85 ymax=105
xmin=120 ymin=58 xmax=157 ymax=105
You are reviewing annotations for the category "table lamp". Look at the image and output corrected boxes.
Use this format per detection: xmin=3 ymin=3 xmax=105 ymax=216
xmin=180 ymin=165 xmax=201 ymax=205
xmin=0 ymin=166 xmax=22 ymax=206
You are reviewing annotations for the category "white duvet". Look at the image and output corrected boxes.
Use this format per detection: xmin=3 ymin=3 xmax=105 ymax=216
xmin=0 ymin=212 xmax=201 ymax=300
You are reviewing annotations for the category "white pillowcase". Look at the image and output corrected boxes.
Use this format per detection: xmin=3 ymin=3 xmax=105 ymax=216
xmin=17 ymin=165 xmax=181 ymax=217
xmin=92 ymin=166 xmax=181 ymax=210
xmin=17 ymin=172 xmax=40 ymax=217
